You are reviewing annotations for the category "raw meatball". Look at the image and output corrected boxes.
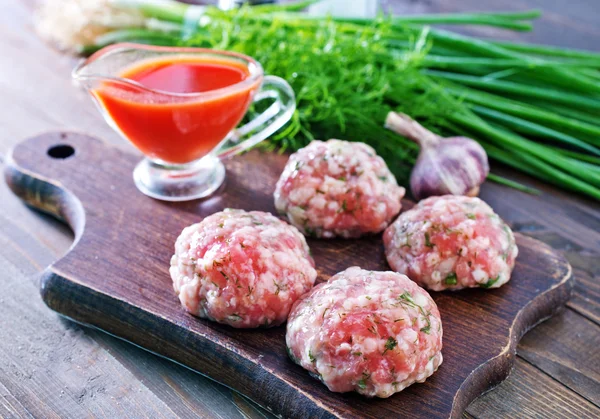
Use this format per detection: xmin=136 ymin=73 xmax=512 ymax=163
xmin=384 ymin=195 xmax=518 ymax=291
xmin=274 ymin=139 xmax=405 ymax=238
xmin=170 ymin=209 xmax=317 ymax=328
xmin=286 ymin=267 xmax=443 ymax=398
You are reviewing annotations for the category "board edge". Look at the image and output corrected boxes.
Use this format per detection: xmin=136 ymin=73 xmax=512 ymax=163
xmin=39 ymin=268 xmax=339 ymax=419
xmin=4 ymin=149 xmax=86 ymax=240
xmin=449 ymin=244 xmax=574 ymax=418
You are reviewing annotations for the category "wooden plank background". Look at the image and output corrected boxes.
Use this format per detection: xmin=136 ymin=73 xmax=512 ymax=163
xmin=0 ymin=0 xmax=598 ymax=418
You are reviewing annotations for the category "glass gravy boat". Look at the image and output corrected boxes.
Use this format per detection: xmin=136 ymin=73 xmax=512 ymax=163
xmin=73 ymin=43 xmax=295 ymax=201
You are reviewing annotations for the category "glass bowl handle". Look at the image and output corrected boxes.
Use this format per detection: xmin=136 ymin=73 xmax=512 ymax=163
xmin=215 ymin=75 xmax=296 ymax=159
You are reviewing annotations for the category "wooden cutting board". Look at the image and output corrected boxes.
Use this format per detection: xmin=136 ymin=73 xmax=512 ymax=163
xmin=5 ymin=132 xmax=573 ymax=419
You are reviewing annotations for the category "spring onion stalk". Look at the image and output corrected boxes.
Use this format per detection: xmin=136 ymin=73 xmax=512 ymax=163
xmin=579 ymin=69 xmax=600 ymax=80
xmin=34 ymin=0 xmax=600 ymax=200
xmin=486 ymin=173 xmax=541 ymax=195
xmin=79 ymin=28 xmax=180 ymax=53
xmin=482 ymin=141 xmax=600 ymax=200
xmin=336 ymin=15 xmax=534 ymax=31
xmin=251 ymin=0 xmax=321 ymax=13
xmin=528 ymin=102 xmax=600 ymax=126
xmin=442 ymin=85 xmax=600 ymax=143
xmin=425 ymin=27 xmax=600 ymax=94
xmin=492 ymin=40 xmax=600 ymax=59
xmin=113 ymin=0 xmax=191 ymax=23
xmin=553 ymin=148 xmax=600 ymax=166
xmin=452 ymin=114 xmax=600 ymax=187
xmin=422 ymin=55 xmax=600 ymax=69
xmin=260 ymin=8 xmax=540 ymax=30
xmin=425 ymin=70 xmax=600 ymax=112
xmin=471 ymin=106 xmax=600 ymax=156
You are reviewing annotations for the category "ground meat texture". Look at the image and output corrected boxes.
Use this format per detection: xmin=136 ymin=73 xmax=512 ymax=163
xmin=286 ymin=267 xmax=443 ymax=398
xmin=170 ymin=209 xmax=317 ymax=328
xmin=384 ymin=195 xmax=518 ymax=291
xmin=274 ymin=139 xmax=405 ymax=238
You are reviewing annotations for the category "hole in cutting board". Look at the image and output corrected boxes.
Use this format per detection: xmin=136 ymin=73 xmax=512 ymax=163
xmin=47 ymin=144 xmax=75 ymax=159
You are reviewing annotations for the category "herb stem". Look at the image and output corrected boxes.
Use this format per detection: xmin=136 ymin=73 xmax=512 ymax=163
xmin=453 ymin=114 xmax=600 ymax=187
xmin=422 ymin=55 xmax=600 ymax=69
xmin=492 ymin=40 xmax=600 ymax=59
xmin=483 ymin=143 xmax=600 ymax=199
xmin=425 ymin=70 xmax=600 ymax=112
xmin=443 ymin=85 xmax=600 ymax=145
xmin=81 ymin=28 xmax=180 ymax=54
xmin=426 ymin=27 xmax=600 ymax=94
xmin=471 ymin=105 xmax=600 ymax=156
xmin=486 ymin=173 xmax=541 ymax=195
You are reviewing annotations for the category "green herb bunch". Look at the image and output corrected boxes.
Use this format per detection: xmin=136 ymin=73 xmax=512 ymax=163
xmin=184 ymin=14 xmax=450 ymax=183
xmin=62 ymin=0 xmax=600 ymax=199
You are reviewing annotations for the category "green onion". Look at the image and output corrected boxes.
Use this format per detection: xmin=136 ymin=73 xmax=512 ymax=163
xmin=528 ymin=102 xmax=600 ymax=127
xmin=471 ymin=106 xmax=600 ymax=156
xmin=79 ymin=28 xmax=181 ymax=54
xmin=443 ymin=85 xmax=600 ymax=144
xmin=426 ymin=27 xmax=600 ymax=94
xmin=422 ymin=55 xmax=600 ymax=70
xmin=425 ymin=70 xmax=600 ymax=112
xmin=492 ymin=40 xmax=600 ymax=59
xmin=486 ymin=174 xmax=541 ymax=196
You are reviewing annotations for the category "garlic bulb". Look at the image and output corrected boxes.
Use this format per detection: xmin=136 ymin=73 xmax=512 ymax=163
xmin=385 ymin=111 xmax=489 ymax=200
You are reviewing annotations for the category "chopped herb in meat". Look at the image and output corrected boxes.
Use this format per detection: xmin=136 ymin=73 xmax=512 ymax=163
xmin=273 ymin=280 xmax=284 ymax=295
xmin=398 ymin=291 xmax=416 ymax=307
xmin=480 ymin=275 xmax=500 ymax=288
xmin=444 ymin=272 xmax=458 ymax=285
xmin=357 ymin=372 xmax=371 ymax=389
xmin=424 ymin=232 xmax=434 ymax=248
xmin=383 ymin=337 xmax=398 ymax=354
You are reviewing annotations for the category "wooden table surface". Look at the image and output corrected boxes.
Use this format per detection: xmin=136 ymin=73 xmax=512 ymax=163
xmin=1 ymin=1 xmax=598 ymax=418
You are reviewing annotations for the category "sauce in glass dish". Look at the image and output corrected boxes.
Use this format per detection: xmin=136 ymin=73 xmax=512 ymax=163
xmin=93 ymin=56 xmax=260 ymax=164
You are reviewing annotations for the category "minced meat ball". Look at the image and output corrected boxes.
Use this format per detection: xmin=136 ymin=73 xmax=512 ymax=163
xmin=274 ymin=140 xmax=405 ymax=238
xmin=170 ymin=209 xmax=317 ymax=328
xmin=384 ymin=195 xmax=518 ymax=291
xmin=286 ymin=267 xmax=443 ymax=398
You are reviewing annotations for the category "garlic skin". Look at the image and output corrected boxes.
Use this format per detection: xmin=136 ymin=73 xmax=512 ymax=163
xmin=410 ymin=136 xmax=489 ymax=199
xmin=385 ymin=112 xmax=489 ymax=201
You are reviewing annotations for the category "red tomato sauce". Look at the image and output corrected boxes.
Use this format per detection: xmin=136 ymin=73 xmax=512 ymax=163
xmin=93 ymin=56 xmax=260 ymax=164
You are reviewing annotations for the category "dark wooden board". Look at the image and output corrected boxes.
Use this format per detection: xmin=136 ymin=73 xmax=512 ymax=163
xmin=4 ymin=132 xmax=573 ymax=419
